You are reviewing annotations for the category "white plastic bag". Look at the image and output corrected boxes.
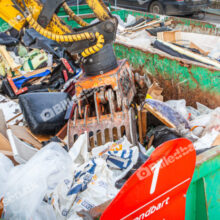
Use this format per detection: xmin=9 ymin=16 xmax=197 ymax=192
xmin=186 ymin=106 xmax=200 ymax=120
xmin=208 ymin=39 xmax=220 ymax=61
xmin=68 ymin=132 xmax=89 ymax=167
xmin=51 ymin=158 xmax=119 ymax=220
xmin=32 ymin=202 xmax=56 ymax=220
xmin=194 ymin=130 xmax=219 ymax=150
xmin=202 ymin=107 xmax=220 ymax=135
xmin=124 ymin=14 xmax=136 ymax=27
xmin=92 ymin=136 xmax=139 ymax=180
xmin=196 ymin=102 xmax=212 ymax=115
xmin=3 ymin=142 xmax=72 ymax=220
xmin=0 ymin=154 xmax=14 ymax=199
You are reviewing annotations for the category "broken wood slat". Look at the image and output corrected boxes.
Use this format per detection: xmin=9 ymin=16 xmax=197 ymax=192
xmin=26 ymin=128 xmax=51 ymax=143
xmin=126 ymin=20 xmax=172 ymax=33
xmin=9 ymin=125 xmax=42 ymax=150
xmin=141 ymin=110 xmax=147 ymax=141
xmin=56 ymin=123 xmax=68 ymax=140
xmin=143 ymin=103 xmax=176 ymax=129
xmin=138 ymin=106 xmax=143 ymax=144
xmin=0 ymin=45 xmax=21 ymax=71
xmin=137 ymin=108 xmax=147 ymax=145
xmin=190 ymin=42 xmax=209 ymax=56
xmin=13 ymin=66 xmax=52 ymax=79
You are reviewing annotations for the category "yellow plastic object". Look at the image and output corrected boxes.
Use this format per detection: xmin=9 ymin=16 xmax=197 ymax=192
xmin=146 ymin=94 xmax=153 ymax=99
xmin=21 ymin=50 xmax=48 ymax=72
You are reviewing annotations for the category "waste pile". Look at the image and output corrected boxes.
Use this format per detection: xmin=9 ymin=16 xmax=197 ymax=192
xmin=0 ymin=17 xmax=219 ymax=220
xmin=115 ymin=14 xmax=220 ymax=68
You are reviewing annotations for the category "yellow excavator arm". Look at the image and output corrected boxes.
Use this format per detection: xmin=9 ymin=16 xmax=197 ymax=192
xmin=0 ymin=0 xmax=117 ymax=58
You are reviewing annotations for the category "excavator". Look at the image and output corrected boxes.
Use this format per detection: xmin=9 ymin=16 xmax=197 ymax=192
xmin=0 ymin=0 xmax=138 ymax=146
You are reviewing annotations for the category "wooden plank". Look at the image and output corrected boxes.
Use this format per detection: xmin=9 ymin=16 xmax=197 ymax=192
xmin=190 ymin=42 xmax=209 ymax=56
xmin=137 ymin=106 xmax=143 ymax=144
xmin=141 ymin=110 xmax=147 ymax=139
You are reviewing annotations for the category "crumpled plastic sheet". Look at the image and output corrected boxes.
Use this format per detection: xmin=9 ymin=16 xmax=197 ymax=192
xmin=180 ymin=107 xmax=220 ymax=149
xmin=0 ymin=154 xmax=14 ymax=199
xmin=2 ymin=142 xmax=72 ymax=220
xmin=165 ymin=99 xmax=188 ymax=120
xmin=194 ymin=130 xmax=219 ymax=151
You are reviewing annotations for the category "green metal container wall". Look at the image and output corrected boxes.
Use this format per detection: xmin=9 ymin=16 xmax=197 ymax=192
xmin=186 ymin=147 xmax=220 ymax=220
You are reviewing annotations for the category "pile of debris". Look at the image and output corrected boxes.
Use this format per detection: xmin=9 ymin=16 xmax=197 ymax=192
xmin=0 ymin=21 xmax=219 ymax=220
xmin=116 ymin=15 xmax=220 ymax=67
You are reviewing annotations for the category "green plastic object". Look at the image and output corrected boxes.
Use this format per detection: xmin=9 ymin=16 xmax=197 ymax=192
xmin=18 ymin=44 xmax=28 ymax=57
xmin=145 ymin=146 xmax=155 ymax=157
xmin=0 ymin=18 xmax=10 ymax=32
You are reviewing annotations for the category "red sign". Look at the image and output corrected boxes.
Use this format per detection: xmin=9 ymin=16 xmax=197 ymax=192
xmin=101 ymin=138 xmax=196 ymax=220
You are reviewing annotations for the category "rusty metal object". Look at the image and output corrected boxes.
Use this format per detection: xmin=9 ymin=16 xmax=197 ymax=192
xmin=68 ymin=105 xmax=137 ymax=149
xmin=68 ymin=60 xmax=137 ymax=148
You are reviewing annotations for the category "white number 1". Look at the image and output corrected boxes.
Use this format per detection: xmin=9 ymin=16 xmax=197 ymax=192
xmin=150 ymin=159 xmax=163 ymax=194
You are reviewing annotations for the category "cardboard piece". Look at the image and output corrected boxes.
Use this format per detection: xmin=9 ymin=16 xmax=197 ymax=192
xmin=147 ymin=82 xmax=163 ymax=101
xmin=157 ymin=30 xmax=181 ymax=43
xmin=0 ymin=133 xmax=11 ymax=152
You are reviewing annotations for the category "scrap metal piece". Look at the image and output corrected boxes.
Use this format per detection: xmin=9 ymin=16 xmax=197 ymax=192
xmin=68 ymin=107 xmax=137 ymax=149
xmin=75 ymin=59 xmax=136 ymax=111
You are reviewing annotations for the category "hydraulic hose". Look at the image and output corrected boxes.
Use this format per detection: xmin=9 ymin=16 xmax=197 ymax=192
xmin=25 ymin=13 xmax=105 ymax=58
xmin=62 ymin=2 xmax=88 ymax=27
xmin=81 ymin=32 xmax=104 ymax=57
